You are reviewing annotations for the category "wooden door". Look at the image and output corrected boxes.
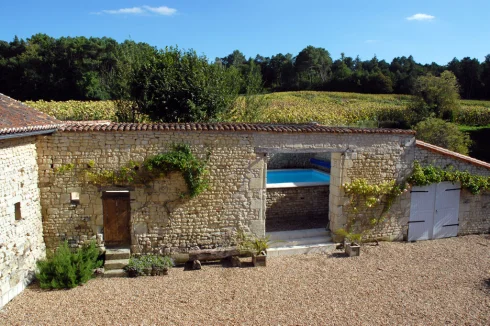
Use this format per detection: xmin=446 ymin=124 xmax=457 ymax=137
xmin=103 ymin=192 xmax=131 ymax=246
xmin=433 ymin=182 xmax=460 ymax=239
xmin=408 ymin=184 xmax=436 ymax=241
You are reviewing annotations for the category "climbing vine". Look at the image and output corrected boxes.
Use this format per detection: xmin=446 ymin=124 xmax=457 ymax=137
xmin=409 ymin=161 xmax=490 ymax=195
xmin=336 ymin=179 xmax=409 ymax=243
xmin=54 ymin=163 xmax=75 ymax=174
xmin=143 ymin=144 xmax=210 ymax=198
xmin=56 ymin=144 xmax=210 ymax=198
xmin=337 ymin=161 xmax=490 ymax=243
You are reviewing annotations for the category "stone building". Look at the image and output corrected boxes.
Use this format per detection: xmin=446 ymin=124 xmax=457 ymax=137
xmin=0 ymin=94 xmax=60 ymax=308
xmin=1 ymin=93 xmax=489 ymax=308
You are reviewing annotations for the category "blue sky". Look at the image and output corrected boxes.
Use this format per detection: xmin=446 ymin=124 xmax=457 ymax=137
xmin=1 ymin=0 xmax=489 ymax=64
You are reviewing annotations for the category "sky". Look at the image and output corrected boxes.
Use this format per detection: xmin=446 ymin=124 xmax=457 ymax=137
xmin=0 ymin=0 xmax=489 ymax=64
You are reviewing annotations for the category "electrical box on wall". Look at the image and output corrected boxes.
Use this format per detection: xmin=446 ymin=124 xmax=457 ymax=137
xmin=70 ymin=192 xmax=80 ymax=205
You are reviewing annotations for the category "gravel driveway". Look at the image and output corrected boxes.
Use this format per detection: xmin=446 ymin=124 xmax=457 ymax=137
xmin=1 ymin=235 xmax=489 ymax=325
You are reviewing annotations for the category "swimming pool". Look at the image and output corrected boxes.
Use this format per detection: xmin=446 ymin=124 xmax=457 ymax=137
xmin=266 ymin=169 xmax=331 ymax=188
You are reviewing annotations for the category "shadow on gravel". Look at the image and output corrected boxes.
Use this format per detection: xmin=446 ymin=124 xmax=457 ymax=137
xmin=183 ymin=258 xmax=255 ymax=271
xmin=329 ymin=252 xmax=349 ymax=259
xmin=25 ymin=283 xmax=72 ymax=293
xmin=483 ymin=278 xmax=490 ymax=293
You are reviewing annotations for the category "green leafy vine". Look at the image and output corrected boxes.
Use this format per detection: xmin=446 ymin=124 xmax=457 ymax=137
xmin=336 ymin=179 xmax=408 ymax=244
xmin=56 ymin=144 xmax=210 ymax=198
xmin=408 ymin=161 xmax=490 ymax=195
xmin=143 ymin=144 xmax=210 ymax=198
xmin=54 ymin=163 xmax=75 ymax=174
xmin=337 ymin=162 xmax=490 ymax=244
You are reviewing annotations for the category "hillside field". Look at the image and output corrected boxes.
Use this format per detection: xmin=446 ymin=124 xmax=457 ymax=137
xmin=26 ymin=91 xmax=490 ymax=127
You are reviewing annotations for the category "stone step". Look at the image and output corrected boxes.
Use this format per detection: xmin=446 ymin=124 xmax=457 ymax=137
xmin=104 ymin=269 xmax=127 ymax=278
xmin=105 ymin=248 xmax=131 ymax=260
xmin=104 ymin=259 xmax=129 ymax=270
xmin=267 ymin=243 xmax=337 ymax=257
xmin=269 ymin=236 xmax=333 ymax=248
xmin=267 ymin=228 xmax=330 ymax=241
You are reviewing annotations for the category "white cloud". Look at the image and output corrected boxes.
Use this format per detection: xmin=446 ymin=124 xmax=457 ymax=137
xmin=102 ymin=7 xmax=144 ymax=15
xmin=97 ymin=5 xmax=177 ymax=16
xmin=406 ymin=13 xmax=435 ymax=21
xmin=143 ymin=6 xmax=177 ymax=16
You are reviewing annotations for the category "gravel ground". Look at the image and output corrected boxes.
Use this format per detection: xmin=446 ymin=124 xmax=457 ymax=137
xmin=1 ymin=235 xmax=489 ymax=326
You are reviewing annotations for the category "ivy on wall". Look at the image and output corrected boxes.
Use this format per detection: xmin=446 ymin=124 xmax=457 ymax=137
xmin=336 ymin=161 xmax=489 ymax=243
xmin=55 ymin=144 xmax=210 ymax=198
xmin=409 ymin=161 xmax=490 ymax=195
xmin=335 ymin=179 xmax=408 ymax=243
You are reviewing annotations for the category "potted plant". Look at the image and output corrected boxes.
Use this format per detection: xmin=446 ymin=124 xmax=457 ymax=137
xmin=344 ymin=239 xmax=361 ymax=257
xmin=125 ymin=257 xmax=143 ymax=277
xmin=248 ymin=236 xmax=270 ymax=267
xmin=151 ymin=255 xmax=174 ymax=275
xmin=234 ymin=230 xmax=271 ymax=267
xmin=248 ymin=235 xmax=271 ymax=267
xmin=335 ymin=229 xmax=362 ymax=257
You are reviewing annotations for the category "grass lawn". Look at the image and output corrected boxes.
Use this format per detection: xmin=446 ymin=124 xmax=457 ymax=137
xmin=1 ymin=235 xmax=489 ymax=325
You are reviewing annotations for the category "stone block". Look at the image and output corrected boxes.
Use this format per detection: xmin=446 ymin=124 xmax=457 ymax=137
xmin=250 ymin=199 xmax=263 ymax=210
xmin=134 ymin=223 xmax=148 ymax=235
xmin=249 ymin=178 xmax=264 ymax=189
xmin=249 ymin=219 xmax=265 ymax=237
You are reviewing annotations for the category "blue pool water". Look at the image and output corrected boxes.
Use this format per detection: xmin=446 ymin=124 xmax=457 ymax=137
xmin=267 ymin=169 xmax=330 ymax=188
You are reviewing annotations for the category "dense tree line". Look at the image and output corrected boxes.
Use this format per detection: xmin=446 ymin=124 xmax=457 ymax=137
xmin=1 ymin=34 xmax=490 ymax=102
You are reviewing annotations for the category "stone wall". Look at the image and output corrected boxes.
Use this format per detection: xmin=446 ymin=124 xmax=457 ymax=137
xmin=415 ymin=146 xmax=490 ymax=177
xmin=38 ymin=130 xmax=416 ymax=252
xmin=327 ymin=136 xmax=415 ymax=241
xmin=37 ymin=131 xmax=266 ymax=254
xmin=266 ymin=186 xmax=329 ymax=232
xmin=458 ymin=190 xmax=490 ymax=235
xmin=0 ymin=137 xmax=45 ymax=308
xmin=416 ymin=146 xmax=490 ymax=234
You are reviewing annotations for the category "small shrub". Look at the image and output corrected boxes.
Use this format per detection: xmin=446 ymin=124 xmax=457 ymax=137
xmin=235 ymin=230 xmax=271 ymax=255
xmin=36 ymin=241 xmax=102 ymax=289
xmin=415 ymin=118 xmax=472 ymax=155
xmin=125 ymin=254 xmax=174 ymax=276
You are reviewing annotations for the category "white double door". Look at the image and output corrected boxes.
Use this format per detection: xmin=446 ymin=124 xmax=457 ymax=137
xmin=408 ymin=182 xmax=461 ymax=241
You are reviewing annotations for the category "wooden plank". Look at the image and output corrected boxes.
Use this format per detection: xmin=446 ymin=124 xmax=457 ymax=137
xmin=117 ymin=197 xmax=131 ymax=245
xmin=189 ymin=248 xmax=241 ymax=261
xmin=103 ymin=197 xmax=117 ymax=244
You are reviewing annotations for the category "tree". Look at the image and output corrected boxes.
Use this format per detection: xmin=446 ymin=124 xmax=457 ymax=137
xmin=2 ymin=34 xmax=490 ymax=101
xmin=448 ymin=57 xmax=483 ymax=99
xmin=415 ymin=118 xmax=471 ymax=155
xmin=242 ymin=59 xmax=263 ymax=94
xmin=482 ymin=55 xmax=490 ymax=99
xmin=220 ymin=50 xmax=246 ymax=68
xmin=267 ymin=53 xmax=295 ymax=90
xmin=365 ymin=71 xmax=393 ymax=94
xmin=411 ymin=70 xmax=461 ymax=123
xmin=295 ymin=46 xmax=333 ymax=88
xmin=131 ymin=47 xmax=241 ymax=122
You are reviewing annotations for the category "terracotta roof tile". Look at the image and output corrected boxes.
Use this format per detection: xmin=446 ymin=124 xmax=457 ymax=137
xmin=59 ymin=122 xmax=416 ymax=135
xmin=416 ymin=140 xmax=490 ymax=170
xmin=0 ymin=93 xmax=61 ymax=136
